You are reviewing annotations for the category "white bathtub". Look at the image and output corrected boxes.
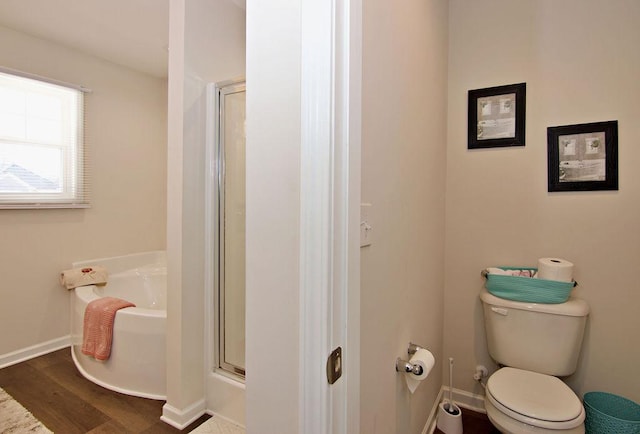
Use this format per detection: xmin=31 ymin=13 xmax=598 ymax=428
xmin=70 ymin=250 xmax=167 ymax=400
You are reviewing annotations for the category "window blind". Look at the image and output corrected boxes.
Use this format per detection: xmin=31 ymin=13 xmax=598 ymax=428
xmin=0 ymin=68 xmax=90 ymax=209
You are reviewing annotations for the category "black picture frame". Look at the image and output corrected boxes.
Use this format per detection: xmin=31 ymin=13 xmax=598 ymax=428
xmin=547 ymin=121 xmax=618 ymax=192
xmin=468 ymin=82 xmax=526 ymax=149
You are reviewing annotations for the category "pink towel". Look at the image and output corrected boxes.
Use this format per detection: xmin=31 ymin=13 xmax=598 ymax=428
xmin=82 ymin=297 xmax=135 ymax=361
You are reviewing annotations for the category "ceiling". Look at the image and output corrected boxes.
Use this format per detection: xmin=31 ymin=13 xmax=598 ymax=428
xmin=0 ymin=0 xmax=170 ymax=78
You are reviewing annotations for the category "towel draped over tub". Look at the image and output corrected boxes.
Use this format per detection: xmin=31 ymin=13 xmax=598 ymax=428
xmin=82 ymin=297 xmax=135 ymax=361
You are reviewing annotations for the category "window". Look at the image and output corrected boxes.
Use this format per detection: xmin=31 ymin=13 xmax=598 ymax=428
xmin=0 ymin=69 xmax=88 ymax=208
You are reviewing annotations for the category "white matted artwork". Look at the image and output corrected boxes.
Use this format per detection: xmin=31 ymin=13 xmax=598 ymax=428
xmin=468 ymin=82 xmax=526 ymax=149
xmin=547 ymin=121 xmax=618 ymax=192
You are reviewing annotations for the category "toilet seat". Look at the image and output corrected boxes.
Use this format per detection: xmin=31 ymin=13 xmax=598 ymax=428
xmin=486 ymin=367 xmax=585 ymax=430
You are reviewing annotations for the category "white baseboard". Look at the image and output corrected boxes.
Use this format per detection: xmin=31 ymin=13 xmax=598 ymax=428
xmin=422 ymin=387 xmax=445 ymax=434
xmin=446 ymin=386 xmax=487 ymax=413
xmin=0 ymin=335 xmax=71 ymax=369
xmin=422 ymin=386 xmax=486 ymax=434
xmin=161 ymin=399 xmax=206 ymax=430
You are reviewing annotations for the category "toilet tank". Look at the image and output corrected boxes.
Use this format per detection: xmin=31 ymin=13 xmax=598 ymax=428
xmin=480 ymin=289 xmax=589 ymax=376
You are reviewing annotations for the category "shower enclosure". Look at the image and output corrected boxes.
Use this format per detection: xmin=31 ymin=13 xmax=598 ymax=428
xmin=211 ymin=79 xmax=246 ymax=378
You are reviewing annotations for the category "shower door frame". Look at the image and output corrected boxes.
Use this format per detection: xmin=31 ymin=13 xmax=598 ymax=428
xmin=204 ymin=79 xmax=248 ymax=426
xmin=214 ymin=80 xmax=246 ymax=378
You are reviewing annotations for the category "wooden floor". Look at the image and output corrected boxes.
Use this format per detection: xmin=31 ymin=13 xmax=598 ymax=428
xmin=0 ymin=348 xmax=210 ymax=433
xmin=2 ymin=347 xmax=499 ymax=434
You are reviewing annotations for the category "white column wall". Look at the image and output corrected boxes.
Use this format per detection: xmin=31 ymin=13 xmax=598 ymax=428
xmin=165 ymin=0 xmax=245 ymax=426
xmin=245 ymin=1 xmax=302 ymax=432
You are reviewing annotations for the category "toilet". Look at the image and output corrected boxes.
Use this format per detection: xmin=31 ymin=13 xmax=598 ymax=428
xmin=480 ymin=289 xmax=590 ymax=434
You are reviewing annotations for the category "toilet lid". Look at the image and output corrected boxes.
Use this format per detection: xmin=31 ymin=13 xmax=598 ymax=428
xmin=487 ymin=367 xmax=583 ymax=423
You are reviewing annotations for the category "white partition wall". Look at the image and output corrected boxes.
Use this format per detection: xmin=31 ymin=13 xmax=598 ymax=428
xmin=164 ymin=0 xmax=245 ymax=428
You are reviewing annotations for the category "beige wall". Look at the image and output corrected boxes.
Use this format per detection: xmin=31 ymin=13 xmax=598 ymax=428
xmin=361 ymin=1 xmax=448 ymax=433
xmin=445 ymin=0 xmax=640 ymax=402
xmin=0 ymin=25 xmax=167 ymax=357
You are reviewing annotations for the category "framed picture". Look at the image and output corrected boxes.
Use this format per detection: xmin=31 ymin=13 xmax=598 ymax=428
xmin=468 ymin=82 xmax=526 ymax=149
xmin=547 ymin=121 xmax=618 ymax=192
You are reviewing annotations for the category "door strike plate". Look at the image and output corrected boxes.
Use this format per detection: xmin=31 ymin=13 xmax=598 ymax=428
xmin=326 ymin=346 xmax=342 ymax=385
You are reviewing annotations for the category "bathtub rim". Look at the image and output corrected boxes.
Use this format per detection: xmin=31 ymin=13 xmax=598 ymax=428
xmin=74 ymin=284 xmax=166 ymax=318
xmin=72 ymin=250 xmax=166 ymax=275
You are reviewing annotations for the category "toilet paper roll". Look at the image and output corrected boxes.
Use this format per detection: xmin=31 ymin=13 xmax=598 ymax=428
xmin=538 ymin=257 xmax=574 ymax=282
xmin=404 ymin=348 xmax=435 ymax=394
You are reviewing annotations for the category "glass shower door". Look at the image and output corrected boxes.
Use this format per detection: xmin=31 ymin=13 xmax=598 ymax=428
xmin=216 ymin=81 xmax=246 ymax=376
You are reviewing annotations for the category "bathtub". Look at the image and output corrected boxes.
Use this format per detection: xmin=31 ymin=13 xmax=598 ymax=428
xmin=70 ymin=250 xmax=167 ymax=400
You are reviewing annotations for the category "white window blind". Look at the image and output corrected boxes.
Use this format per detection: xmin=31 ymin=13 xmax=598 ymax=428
xmin=0 ymin=68 xmax=89 ymax=209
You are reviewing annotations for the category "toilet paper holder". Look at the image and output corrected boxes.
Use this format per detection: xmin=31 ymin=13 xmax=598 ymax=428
xmin=396 ymin=342 xmax=425 ymax=375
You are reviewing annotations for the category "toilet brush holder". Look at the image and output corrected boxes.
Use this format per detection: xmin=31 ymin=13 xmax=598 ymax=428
xmin=436 ymin=401 xmax=463 ymax=434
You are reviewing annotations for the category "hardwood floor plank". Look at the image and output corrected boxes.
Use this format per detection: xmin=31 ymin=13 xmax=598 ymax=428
xmin=86 ymin=419 xmax=134 ymax=433
xmin=38 ymin=350 xmax=162 ymax=432
xmin=0 ymin=348 xmax=210 ymax=433
xmin=0 ymin=361 xmax=110 ymax=433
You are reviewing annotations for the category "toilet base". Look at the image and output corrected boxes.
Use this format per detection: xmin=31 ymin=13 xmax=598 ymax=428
xmin=485 ymin=397 xmax=585 ymax=434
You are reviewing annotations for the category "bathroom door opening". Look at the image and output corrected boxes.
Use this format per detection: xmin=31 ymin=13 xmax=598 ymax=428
xmin=214 ymin=80 xmax=246 ymax=377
